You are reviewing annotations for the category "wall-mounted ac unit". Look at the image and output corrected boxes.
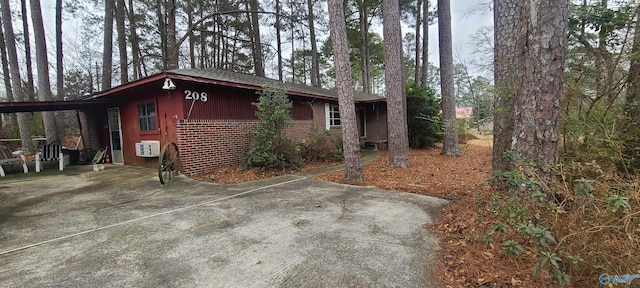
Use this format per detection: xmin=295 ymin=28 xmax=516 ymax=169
xmin=135 ymin=140 xmax=160 ymax=157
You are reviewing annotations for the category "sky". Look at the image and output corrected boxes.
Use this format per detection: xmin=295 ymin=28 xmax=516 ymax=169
xmin=34 ymin=0 xmax=494 ymax=82
xmin=428 ymin=0 xmax=493 ymax=74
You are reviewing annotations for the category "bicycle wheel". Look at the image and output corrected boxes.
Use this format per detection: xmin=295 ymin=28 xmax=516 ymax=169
xmin=158 ymin=142 xmax=180 ymax=185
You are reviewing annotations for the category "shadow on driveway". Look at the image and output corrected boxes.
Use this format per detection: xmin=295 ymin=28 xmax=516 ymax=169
xmin=0 ymin=164 xmax=447 ymax=287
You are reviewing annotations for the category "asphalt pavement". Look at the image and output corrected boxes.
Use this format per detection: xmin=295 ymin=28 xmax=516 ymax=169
xmin=0 ymin=164 xmax=447 ymax=287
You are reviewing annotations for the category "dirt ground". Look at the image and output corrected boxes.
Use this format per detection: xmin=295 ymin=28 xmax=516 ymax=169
xmin=198 ymin=139 xmax=512 ymax=287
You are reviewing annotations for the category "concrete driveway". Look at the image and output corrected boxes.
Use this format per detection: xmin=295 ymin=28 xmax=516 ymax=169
xmin=0 ymin=165 xmax=447 ymax=287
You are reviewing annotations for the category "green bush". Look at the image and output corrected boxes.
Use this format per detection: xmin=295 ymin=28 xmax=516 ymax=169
xmin=406 ymin=83 xmax=442 ymax=148
xmin=245 ymin=89 xmax=302 ymax=170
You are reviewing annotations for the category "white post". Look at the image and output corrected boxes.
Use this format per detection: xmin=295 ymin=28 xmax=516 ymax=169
xmin=36 ymin=152 xmax=41 ymax=173
xmin=19 ymin=155 xmax=28 ymax=173
xmin=58 ymin=152 xmax=64 ymax=171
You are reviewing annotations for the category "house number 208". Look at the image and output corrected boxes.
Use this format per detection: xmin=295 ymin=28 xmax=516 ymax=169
xmin=184 ymin=90 xmax=208 ymax=102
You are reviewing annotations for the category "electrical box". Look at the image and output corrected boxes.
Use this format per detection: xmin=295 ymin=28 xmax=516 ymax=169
xmin=135 ymin=141 xmax=160 ymax=157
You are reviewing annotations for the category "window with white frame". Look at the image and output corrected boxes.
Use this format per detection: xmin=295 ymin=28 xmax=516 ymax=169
xmin=325 ymin=103 xmax=341 ymax=129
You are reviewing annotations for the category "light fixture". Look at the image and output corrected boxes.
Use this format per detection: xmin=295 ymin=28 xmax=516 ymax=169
xmin=162 ymin=78 xmax=176 ymax=90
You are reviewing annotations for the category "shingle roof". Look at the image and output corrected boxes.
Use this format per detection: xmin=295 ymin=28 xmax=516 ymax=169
xmin=167 ymin=68 xmax=385 ymax=103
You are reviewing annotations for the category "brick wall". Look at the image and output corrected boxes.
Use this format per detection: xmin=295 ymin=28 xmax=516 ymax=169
xmin=177 ymin=119 xmax=317 ymax=176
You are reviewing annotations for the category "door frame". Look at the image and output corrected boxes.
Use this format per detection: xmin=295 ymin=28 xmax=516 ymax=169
xmin=107 ymin=107 xmax=124 ymax=164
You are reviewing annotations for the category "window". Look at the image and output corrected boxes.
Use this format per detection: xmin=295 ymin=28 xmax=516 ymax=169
xmin=325 ymin=103 xmax=341 ymax=130
xmin=138 ymin=103 xmax=157 ymax=132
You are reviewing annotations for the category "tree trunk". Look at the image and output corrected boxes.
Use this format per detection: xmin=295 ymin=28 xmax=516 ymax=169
xmin=115 ymin=0 xmax=128 ymax=83
xmin=420 ymin=0 xmax=429 ymax=86
xmin=308 ymin=0 xmax=320 ymax=87
xmin=55 ymin=0 xmax=65 ymax=141
xmin=275 ymin=0 xmax=283 ymax=80
xmin=21 ymin=0 xmax=35 ymax=101
xmin=166 ymin=0 xmax=178 ymax=70
xmin=187 ymin=3 xmax=195 ymax=69
xmin=155 ymin=0 xmax=167 ymax=70
xmin=249 ymin=0 xmax=264 ymax=76
xmin=438 ymin=0 xmax=459 ymax=156
xmin=0 ymin=16 xmax=17 ymax=128
xmin=595 ymin=0 xmax=608 ymax=102
xmin=1 ymin=0 xmax=33 ymax=153
xmin=414 ymin=0 xmax=422 ymax=83
xmin=128 ymin=0 xmax=141 ymax=80
xmin=55 ymin=0 xmax=63 ymax=100
xmin=327 ymin=0 xmax=364 ymax=181
xmin=493 ymin=0 xmax=567 ymax=188
xmin=30 ymin=0 xmax=61 ymax=144
xmin=492 ymin=0 xmax=521 ymax=177
xmin=102 ymin=0 xmax=114 ymax=89
xmin=359 ymin=1 xmax=371 ymax=94
xmin=624 ymin=5 xmax=640 ymax=173
xmin=384 ymin=0 xmax=410 ymax=167
xmin=531 ymin=0 xmax=567 ymax=182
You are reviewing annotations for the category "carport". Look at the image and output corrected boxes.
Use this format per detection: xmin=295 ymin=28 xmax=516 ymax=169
xmin=0 ymin=98 xmax=111 ymax=166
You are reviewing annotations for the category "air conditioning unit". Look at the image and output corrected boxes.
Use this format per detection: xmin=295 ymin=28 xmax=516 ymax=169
xmin=135 ymin=141 xmax=160 ymax=157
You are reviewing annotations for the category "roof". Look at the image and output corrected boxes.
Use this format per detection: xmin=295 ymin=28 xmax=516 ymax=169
xmin=166 ymin=68 xmax=385 ymax=103
xmin=0 ymin=69 xmax=385 ymax=114
xmin=0 ymin=99 xmax=110 ymax=113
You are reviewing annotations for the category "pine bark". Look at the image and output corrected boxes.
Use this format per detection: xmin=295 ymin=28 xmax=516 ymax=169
xmin=56 ymin=0 xmax=63 ymax=101
xmin=21 ymin=0 xmax=35 ymax=101
xmin=307 ymin=0 xmax=320 ymax=87
xmin=531 ymin=0 xmax=567 ymax=181
xmin=30 ymin=0 xmax=61 ymax=144
xmin=438 ymin=0 xmax=459 ymax=156
xmin=102 ymin=0 xmax=114 ymax=89
xmin=358 ymin=1 xmax=371 ymax=94
xmin=493 ymin=0 xmax=568 ymax=187
xmin=166 ymin=0 xmax=178 ymax=70
xmin=250 ymin=0 xmax=264 ymax=76
xmin=420 ymin=0 xmax=429 ymax=86
xmin=414 ymin=0 xmax=422 ymax=83
xmin=327 ymin=0 xmax=364 ymax=181
xmin=115 ymin=0 xmax=128 ymax=83
xmin=128 ymin=0 xmax=141 ymax=79
xmin=0 ymin=16 xmax=18 ymax=128
xmin=384 ymin=0 xmax=410 ymax=167
xmin=492 ymin=0 xmax=522 ymax=175
xmin=275 ymin=0 xmax=283 ymax=80
xmin=1 ymin=0 xmax=33 ymax=153
xmin=187 ymin=3 xmax=195 ymax=68
xmin=624 ymin=5 xmax=640 ymax=172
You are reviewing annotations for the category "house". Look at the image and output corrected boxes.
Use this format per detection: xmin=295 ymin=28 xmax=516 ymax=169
xmin=76 ymin=68 xmax=388 ymax=175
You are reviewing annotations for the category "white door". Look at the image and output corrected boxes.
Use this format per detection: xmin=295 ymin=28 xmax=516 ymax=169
xmin=107 ymin=108 xmax=124 ymax=164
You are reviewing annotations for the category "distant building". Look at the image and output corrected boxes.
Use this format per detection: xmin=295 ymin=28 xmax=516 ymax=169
xmin=455 ymin=107 xmax=473 ymax=119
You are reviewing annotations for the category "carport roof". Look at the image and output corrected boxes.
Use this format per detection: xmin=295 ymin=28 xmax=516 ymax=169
xmin=0 ymin=99 xmax=110 ymax=113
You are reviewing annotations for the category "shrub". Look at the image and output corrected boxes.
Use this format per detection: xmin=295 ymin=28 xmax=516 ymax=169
xmin=245 ymin=88 xmax=302 ymax=170
xmin=406 ymin=83 xmax=442 ymax=148
xmin=299 ymin=126 xmax=343 ymax=163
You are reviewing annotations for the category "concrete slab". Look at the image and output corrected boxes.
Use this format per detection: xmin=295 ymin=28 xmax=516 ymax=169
xmin=0 ymin=165 xmax=448 ymax=287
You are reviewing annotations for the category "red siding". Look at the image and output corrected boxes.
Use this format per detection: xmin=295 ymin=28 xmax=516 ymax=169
xmin=112 ymin=84 xmax=184 ymax=168
xmin=176 ymin=80 xmax=312 ymax=120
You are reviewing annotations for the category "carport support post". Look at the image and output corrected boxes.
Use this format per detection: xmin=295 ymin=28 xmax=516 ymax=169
xmin=36 ymin=155 xmax=41 ymax=172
